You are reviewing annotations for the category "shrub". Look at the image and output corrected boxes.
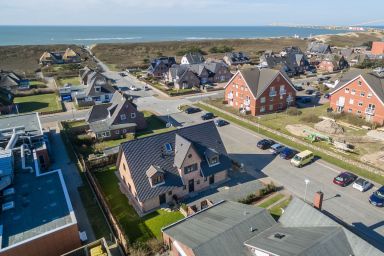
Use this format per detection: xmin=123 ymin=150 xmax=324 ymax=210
xmin=74 ymin=134 xmax=94 ymax=147
xmin=209 ymin=45 xmax=234 ymax=53
xmin=176 ymin=46 xmax=207 ymax=56
xmin=300 ymin=114 xmax=322 ymax=123
xmin=286 ymin=107 xmax=302 ymax=116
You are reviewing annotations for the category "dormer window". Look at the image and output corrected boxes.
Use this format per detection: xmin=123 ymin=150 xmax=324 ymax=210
xmin=95 ymin=86 xmax=101 ymax=92
xmin=146 ymin=165 xmax=165 ymax=187
xmin=205 ymin=148 xmax=220 ymax=167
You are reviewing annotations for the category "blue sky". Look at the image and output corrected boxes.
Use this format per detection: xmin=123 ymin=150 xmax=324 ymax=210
xmin=1 ymin=0 xmax=384 ymax=26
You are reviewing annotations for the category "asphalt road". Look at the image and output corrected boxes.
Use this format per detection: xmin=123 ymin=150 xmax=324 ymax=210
xmin=169 ymin=110 xmax=384 ymax=250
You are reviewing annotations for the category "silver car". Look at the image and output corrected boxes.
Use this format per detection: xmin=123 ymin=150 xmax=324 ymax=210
xmin=352 ymin=178 xmax=372 ymax=192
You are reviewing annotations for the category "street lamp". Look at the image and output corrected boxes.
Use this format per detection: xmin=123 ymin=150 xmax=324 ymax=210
xmin=304 ymin=179 xmax=310 ymax=203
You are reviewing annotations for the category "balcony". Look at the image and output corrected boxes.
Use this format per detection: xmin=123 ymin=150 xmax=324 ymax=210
xmin=269 ymin=91 xmax=277 ymax=97
xmin=365 ymin=108 xmax=375 ymax=115
xmin=336 ymin=100 xmax=345 ymax=107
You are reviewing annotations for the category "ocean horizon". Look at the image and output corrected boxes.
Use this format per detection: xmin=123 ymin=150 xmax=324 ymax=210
xmin=0 ymin=26 xmax=349 ymax=46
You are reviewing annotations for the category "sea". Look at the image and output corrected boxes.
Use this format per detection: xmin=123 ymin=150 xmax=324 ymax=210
xmin=0 ymin=26 xmax=350 ymax=46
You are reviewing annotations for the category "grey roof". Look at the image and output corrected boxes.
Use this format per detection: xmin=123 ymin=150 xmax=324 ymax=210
xmin=0 ymin=72 xmax=21 ymax=89
xmin=245 ymin=225 xmax=353 ymax=256
xmin=146 ymin=165 xmax=164 ymax=178
xmin=148 ymin=57 xmax=176 ymax=74
xmin=0 ymin=112 xmax=42 ymax=137
xmin=278 ymin=198 xmax=383 ymax=256
xmin=225 ymin=52 xmax=250 ymax=64
xmin=330 ymin=69 xmax=384 ymax=102
xmin=183 ymin=52 xmax=205 ymax=64
xmin=307 ymin=42 xmax=332 ymax=54
xmin=174 ymin=134 xmax=193 ymax=168
xmin=119 ymin=122 xmax=231 ymax=202
xmin=87 ymin=91 xmax=141 ymax=133
xmin=162 ymin=200 xmax=276 ymax=256
xmin=170 ymin=62 xmax=228 ymax=81
xmin=84 ymin=71 xmax=116 ymax=97
xmin=238 ymin=68 xmax=293 ymax=99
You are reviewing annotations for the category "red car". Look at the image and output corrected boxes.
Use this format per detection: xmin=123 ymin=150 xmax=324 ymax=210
xmin=333 ymin=172 xmax=358 ymax=187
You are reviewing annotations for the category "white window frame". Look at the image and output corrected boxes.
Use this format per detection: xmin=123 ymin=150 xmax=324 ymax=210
xmin=131 ymin=112 xmax=136 ymax=118
xmin=351 ymin=89 xmax=356 ymax=95
xmin=120 ymin=114 xmax=126 ymax=120
xmin=345 ymin=88 xmax=350 ymax=93
xmin=260 ymin=97 xmax=266 ymax=104
xmin=360 ymin=92 xmax=365 ymax=97
xmin=260 ymin=105 xmax=265 ymax=113
xmin=269 ymin=104 xmax=274 ymax=111
xmin=349 ymin=99 xmax=354 ymax=105
xmin=358 ymin=102 xmax=363 ymax=107
xmin=367 ymin=92 xmax=372 ymax=98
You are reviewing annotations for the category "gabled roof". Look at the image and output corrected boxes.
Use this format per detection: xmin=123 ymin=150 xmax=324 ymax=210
xmin=229 ymin=67 xmax=294 ymax=99
xmin=307 ymin=42 xmax=331 ymax=54
xmin=225 ymin=52 xmax=250 ymax=64
xmin=183 ymin=52 xmax=205 ymax=64
xmin=277 ymin=198 xmax=383 ymax=256
xmin=84 ymin=72 xmax=116 ymax=97
xmin=174 ymin=134 xmax=193 ymax=168
xmin=63 ymin=48 xmax=79 ymax=59
xmin=329 ymin=69 xmax=384 ymax=105
xmin=119 ymin=122 xmax=231 ymax=202
xmin=146 ymin=165 xmax=164 ymax=178
xmin=162 ymin=200 xmax=276 ymax=256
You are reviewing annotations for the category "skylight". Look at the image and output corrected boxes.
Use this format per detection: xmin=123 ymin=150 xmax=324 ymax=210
xmin=164 ymin=143 xmax=173 ymax=154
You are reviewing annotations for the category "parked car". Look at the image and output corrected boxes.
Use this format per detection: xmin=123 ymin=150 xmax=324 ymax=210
xmin=294 ymin=85 xmax=304 ymax=91
xmin=369 ymin=186 xmax=384 ymax=207
xmin=352 ymin=178 xmax=372 ymax=192
xmin=184 ymin=107 xmax=201 ymax=114
xmin=144 ymin=85 xmax=150 ymax=91
xmin=130 ymin=85 xmax=139 ymax=91
xmin=201 ymin=112 xmax=215 ymax=120
xmin=323 ymin=76 xmax=331 ymax=80
xmin=317 ymin=77 xmax=325 ymax=82
xmin=305 ymin=89 xmax=314 ymax=95
xmin=312 ymin=91 xmax=321 ymax=97
xmin=257 ymin=139 xmax=275 ymax=150
xmin=291 ymin=150 xmax=314 ymax=167
xmin=214 ymin=119 xmax=229 ymax=127
xmin=269 ymin=143 xmax=285 ymax=154
xmin=279 ymin=147 xmax=298 ymax=160
xmin=323 ymin=93 xmax=330 ymax=99
xmin=333 ymin=172 xmax=358 ymax=187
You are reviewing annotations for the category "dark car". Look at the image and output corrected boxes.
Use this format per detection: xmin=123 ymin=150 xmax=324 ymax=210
xmin=369 ymin=186 xmax=384 ymax=207
xmin=323 ymin=93 xmax=330 ymax=99
xmin=257 ymin=139 xmax=275 ymax=150
xmin=184 ymin=107 xmax=201 ymax=114
xmin=201 ymin=112 xmax=215 ymax=120
xmin=333 ymin=172 xmax=358 ymax=187
xmin=317 ymin=77 xmax=325 ymax=82
xmin=214 ymin=119 xmax=229 ymax=127
xmin=294 ymin=85 xmax=304 ymax=91
xmin=279 ymin=147 xmax=298 ymax=160
xmin=305 ymin=89 xmax=314 ymax=95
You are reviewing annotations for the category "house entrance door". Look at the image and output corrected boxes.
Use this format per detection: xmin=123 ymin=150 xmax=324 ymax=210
xmin=188 ymin=179 xmax=195 ymax=192
xmin=159 ymin=193 xmax=166 ymax=205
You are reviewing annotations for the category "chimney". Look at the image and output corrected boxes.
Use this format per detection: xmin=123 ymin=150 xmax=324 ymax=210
xmin=313 ymin=191 xmax=324 ymax=210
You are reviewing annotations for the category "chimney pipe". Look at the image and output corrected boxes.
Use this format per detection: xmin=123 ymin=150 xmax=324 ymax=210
xmin=313 ymin=191 xmax=324 ymax=210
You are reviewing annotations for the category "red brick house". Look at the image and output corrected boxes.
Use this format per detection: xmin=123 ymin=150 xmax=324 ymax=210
xmin=329 ymin=69 xmax=384 ymax=124
xmin=224 ymin=68 xmax=296 ymax=115
xmin=371 ymin=41 xmax=384 ymax=55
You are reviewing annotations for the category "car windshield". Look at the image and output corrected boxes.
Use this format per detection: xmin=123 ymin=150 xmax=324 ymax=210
xmin=375 ymin=190 xmax=384 ymax=198
xmin=335 ymin=176 xmax=344 ymax=182
xmin=355 ymin=178 xmax=365 ymax=186
xmin=293 ymin=155 xmax=302 ymax=161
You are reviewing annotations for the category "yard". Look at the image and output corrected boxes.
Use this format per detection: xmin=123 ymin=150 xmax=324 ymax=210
xmin=57 ymin=76 xmax=81 ymax=86
xmin=94 ymin=166 xmax=184 ymax=242
xmin=14 ymin=93 xmax=62 ymax=113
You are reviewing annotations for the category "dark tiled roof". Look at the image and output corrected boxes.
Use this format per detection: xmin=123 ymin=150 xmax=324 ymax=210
xmin=307 ymin=42 xmax=331 ymax=54
xmin=86 ymin=103 xmax=112 ymax=123
xmin=119 ymin=122 xmax=231 ymax=202
xmin=184 ymin=52 xmax=205 ymax=64
xmin=239 ymin=68 xmax=293 ymax=99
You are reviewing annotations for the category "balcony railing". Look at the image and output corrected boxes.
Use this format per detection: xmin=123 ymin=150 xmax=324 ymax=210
xmin=365 ymin=108 xmax=375 ymax=115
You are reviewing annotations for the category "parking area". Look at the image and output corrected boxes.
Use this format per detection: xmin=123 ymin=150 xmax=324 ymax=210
xmin=169 ymin=109 xmax=384 ymax=250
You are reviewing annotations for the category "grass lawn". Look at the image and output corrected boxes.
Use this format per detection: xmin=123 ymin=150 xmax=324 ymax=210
xmin=57 ymin=76 xmax=80 ymax=86
xmin=94 ymin=166 xmax=183 ymax=243
xmin=66 ymin=120 xmax=87 ymax=128
xmin=269 ymin=198 xmax=292 ymax=219
xmin=196 ymin=102 xmax=384 ymax=185
xmin=258 ymin=193 xmax=285 ymax=209
xmin=14 ymin=93 xmax=62 ymax=113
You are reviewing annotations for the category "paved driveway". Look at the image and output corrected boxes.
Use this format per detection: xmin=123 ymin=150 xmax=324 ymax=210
xmin=169 ymin=111 xmax=384 ymax=251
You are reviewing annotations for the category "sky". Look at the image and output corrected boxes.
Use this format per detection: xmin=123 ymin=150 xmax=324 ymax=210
xmin=1 ymin=0 xmax=384 ymax=26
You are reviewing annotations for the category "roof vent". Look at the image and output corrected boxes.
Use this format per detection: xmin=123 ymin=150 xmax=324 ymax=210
xmin=274 ymin=233 xmax=285 ymax=239
xmin=2 ymin=201 xmax=15 ymax=211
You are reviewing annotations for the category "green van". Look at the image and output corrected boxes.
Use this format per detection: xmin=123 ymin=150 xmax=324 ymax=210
xmin=291 ymin=150 xmax=314 ymax=167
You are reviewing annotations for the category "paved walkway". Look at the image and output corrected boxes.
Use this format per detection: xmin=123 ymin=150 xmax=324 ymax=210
xmin=48 ymin=128 xmax=96 ymax=242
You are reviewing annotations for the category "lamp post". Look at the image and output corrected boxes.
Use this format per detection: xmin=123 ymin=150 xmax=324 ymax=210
xmin=304 ymin=179 xmax=310 ymax=203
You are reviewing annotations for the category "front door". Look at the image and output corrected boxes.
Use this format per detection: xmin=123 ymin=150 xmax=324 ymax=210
xmin=188 ymin=179 xmax=194 ymax=193
xmin=159 ymin=193 xmax=166 ymax=205
xmin=209 ymin=175 xmax=215 ymax=185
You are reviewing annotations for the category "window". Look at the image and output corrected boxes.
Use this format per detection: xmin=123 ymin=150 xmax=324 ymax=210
xmin=367 ymin=92 xmax=372 ymax=98
xmin=184 ymin=163 xmax=198 ymax=174
xmin=357 ymin=110 xmax=362 ymax=114
xmin=358 ymin=80 xmax=362 ymax=86
xmin=168 ymin=190 xmax=172 ymax=196
xmin=269 ymin=87 xmax=277 ymax=97
xmin=269 ymin=104 xmax=274 ymax=111
xmin=368 ymin=104 xmax=376 ymax=110
xmin=208 ymin=156 xmax=220 ymax=166
xmin=348 ymin=108 xmax=352 ymax=113
xmin=196 ymin=180 xmax=200 ymax=185
xmin=278 ymin=103 xmax=283 ymax=109
xmin=123 ymin=163 xmax=126 ymax=171
xmin=236 ymin=92 xmax=238 ymax=97
xmin=360 ymin=92 xmax=365 ymax=97
xmin=260 ymin=97 xmax=266 ymax=104
xmin=351 ymin=89 xmax=356 ymax=95
xmin=152 ymin=175 xmax=164 ymax=185
xmin=183 ymin=185 xmax=187 ymax=190
xmin=164 ymin=143 xmax=173 ymax=154
xmin=358 ymin=102 xmax=363 ymax=107
xmin=260 ymin=105 xmax=265 ymax=113
xmin=123 ymin=129 xmax=127 ymax=133
xmin=345 ymin=88 xmax=350 ymax=93
xmin=120 ymin=114 xmax=126 ymax=120
xmin=349 ymin=99 xmax=354 ymax=105
xmin=115 ymin=130 xmax=120 ymax=134
xmin=130 ymin=112 xmax=136 ymax=119
xmin=204 ymin=176 xmax=207 ymax=182
xmin=95 ymin=86 xmax=101 ymax=92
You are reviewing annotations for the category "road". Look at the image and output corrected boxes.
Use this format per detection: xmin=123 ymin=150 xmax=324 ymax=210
xmin=167 ymin=110 xmax=384 ymax=251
